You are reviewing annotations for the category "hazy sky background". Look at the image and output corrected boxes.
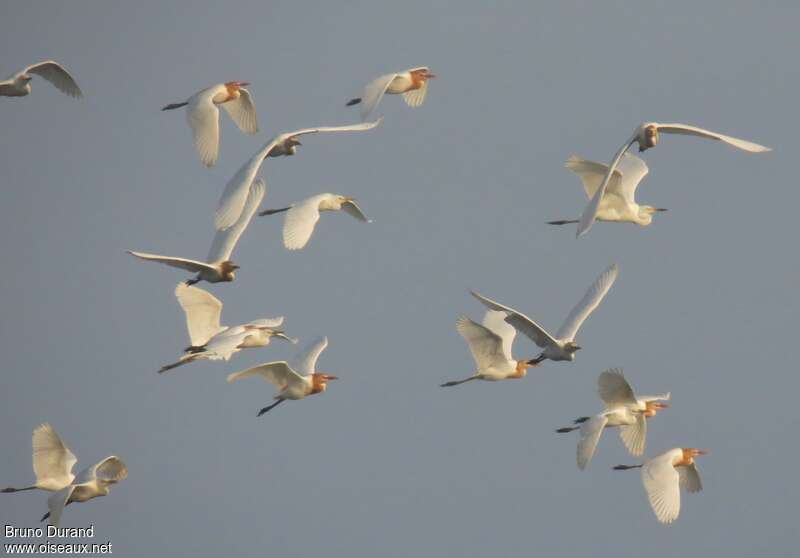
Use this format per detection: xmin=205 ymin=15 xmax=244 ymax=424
xmin=1 ymin=1 xmax=797 ymax=556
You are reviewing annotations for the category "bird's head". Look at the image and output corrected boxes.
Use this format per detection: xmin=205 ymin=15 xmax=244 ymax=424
xmin=220 ymin=260 xmax=240 ymax=280
xmin=271 ymin=331 xmax=299 ymax=344
xmin=282 ymin=136 xmax=302 ymax=156
xmin=639 ymin=125 xmax=659 ymax=151
xmin=680 ymin=447 xmax=708 ymax=465
xmin=336 ymin=195 xmax=354 ymax=207
xmin=311 ymin=373 xmax=339 ymax=394
xmin=224 ymin=80 xmax=249 ymax=90
xmin=20 ymin=75 xmax=33 ymax=83
xmin=565 ymin=342 xmax=582 ymax=354
xmin=644 ymin=400 xmax=670 ymax=417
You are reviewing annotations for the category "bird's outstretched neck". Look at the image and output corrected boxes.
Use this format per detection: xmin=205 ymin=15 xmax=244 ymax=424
xmin=346 ymin=97 xmax=362 ymax=107
xmin=162 ymin=101 xmax=189 ymax=111
xmin=612 ymin=464 xmax=643 ymax=470
xmin=258 ymin=207 xmax=291 ymax=217
xmin=547 ymin=219 xmax=580 ymax=225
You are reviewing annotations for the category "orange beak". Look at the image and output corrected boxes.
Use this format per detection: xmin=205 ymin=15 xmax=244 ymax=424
xmin=323 ymin=375 xmax=339 ymax=381
xmin=654 ymin=402 xmax=670 ymax=409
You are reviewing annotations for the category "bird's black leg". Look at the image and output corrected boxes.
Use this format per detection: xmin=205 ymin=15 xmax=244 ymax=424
xmin=257 ymin=399 xmax=285 ymax=417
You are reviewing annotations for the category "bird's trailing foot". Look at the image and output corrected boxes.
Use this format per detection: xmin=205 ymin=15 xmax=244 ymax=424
xmin=556 ymin=426 xmax=580 ymax=433
xmin=257 ymin=399 xmax=285 ymax=417
xmin=546 ymin=219 xmax=580 ymax=225
xmin=573 ymin=416 xmax=590 ymax=424
xmin=439 ymin=376 xmax=478 ymax=388
xmin=40 ymin=511 xmax=50 ymax=522
xmin=258 ymin=207 xmax=291 ymax=217
xmin=612 ymin=464 xmax=643 ymax=471
xmin=346 ymin=97 xmax=362 ymax=107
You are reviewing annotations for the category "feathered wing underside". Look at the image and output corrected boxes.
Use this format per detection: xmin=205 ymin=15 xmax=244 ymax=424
xmin=221 ymin=88 xmax=258 ymax=134
xmin=555 ymin=263 xmax=619 ymax=341
xmin=402 ymin=80 xmax=428 ymax=108
xmin=25 ymin=61 xmax=82 ymax=98
xmin=74 ymin=456 xmax=128 ymax=485
xmin=127 ymin=251 xmax=217 ymax=274
xmin=292 ymin=336 xmax=328 ymax=376
xmin=32 ymin=424 xmax=77 ymax=486
xmin=283 ymin=197 xmax=323 ymax=250
xmin=597 ymin=368 xmax=638 ymax=408
xmin=678 ymin=463 xmax=703 ymax=493
xmin=207 ymin=179 xmax=266 ymax=262
xmin=564 ymin=156 xmax=623 ymax=200
xmin=341 ymin=200 xmax=371 ymax=222
xmin=202 ymin=330 xmax=248 ymax=360
xmin=456 ymin=317 xmax=507 ymax=370
xmin=187 ymin=89 xmax=220 ymax=166
xmin=577 ymin=414 xmax=608 ymax=470
xmin=174 ymin=283 xmax=224 ymax=347
xmin=657 ymin=123 xmax=771 ymax=152
xmin=576 ymin=135 xmax=637 ymax=237
xmin=469 ymin=291 xmax=559 ymax=349
xmin=642 ymin=452 xmax=682 ymax=524
xmin=481 ymin=310 xmax=517 ymax=361
xmin=360 ymin=73 xmax=398 ymax=119
xmin=612 ymin=153 xmax=650 ymax=204
xmin=47 ymin=485 xmax=76 ymax=527
xmin=247 ymin=317 xmax=284 ymax=328
xmin=214 ymin=120 xmax=381 ymax=231
xmin=226 ymin=361 xmax=302 ymax=390
xmin=619 ymin=412 xmax=647 ymax=456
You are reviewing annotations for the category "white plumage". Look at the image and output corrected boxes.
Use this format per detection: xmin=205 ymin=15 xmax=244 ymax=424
xmin=0 ymin=60 xmax=82 ymax=98
xmin=349 ymin=67 xmax=435 ymax=120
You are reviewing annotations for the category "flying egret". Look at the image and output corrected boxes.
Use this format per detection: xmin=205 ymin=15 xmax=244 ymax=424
xmin=227 ymin=336 xmax=337 ymax=416
xmin=441 ymin=310 xmax=541 ymax=387
xmin=128 ymin=179 xmax=265 ymax=285
xmin=614 ymin=447 xmax=706 ymax=524
xmin=556 ymin=369 xmax=670 ymax=469
xmin=2 ymin=424 xmax=76 ymax=494
xmin=159 ymin=283 xmax=296 ymax=374
xmin=470 ymin=263 xmax=618 ymax=364
xmin=0 ymin=61 xmax=82 ymax=98
xmin=214 ymin=120 xmax=381 ymax=231
xmin=162 ymin=81 xmax=257 ymax=167
xmin=548 ymin=154 xmax=667 ymax=228
xmin=577 ymin=122 xmax=771 ymax=237
xmin=258 ymin=193 xmax=371 ymax=250
xmin=40 ymin=456 xmax=127 ymax=527
xmin=346 ymin=67 xmax=436 ymax=120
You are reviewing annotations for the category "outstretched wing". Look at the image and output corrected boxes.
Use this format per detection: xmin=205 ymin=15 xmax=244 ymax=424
xmin=577 ymin=413 xmax=608 ymax=470
xmin=657 ymin=123 xmax=771 ymax=152
xmin=186 ymin=87 xmax=221 ymax=167
xmin=46 ymin=485 xmax=76 ymax=527
xmin=402 ymin=80 xmax=428 ymax=108
xmin=25 ymin=61 xmax=82 ymax=98
xmin=283 ymin=195 xmax=324 ymax=250
xmin=214 ymin=120 xmax=381 ymax=230
xmin=555 ymin=263 xmax=619 ymax=342
xmin=226 ymin=361 xmax=302 ymax=390
xmin=678 ymin=463 xmax=703 ymax=493
xmin=360 ymin=73 xmax=398 ymax=119
xmin=481 ymin=310 xmax=516 ymax=361
xmin=174 ymin=283 xmax=224 ymax=347
xmin=619 ymin=412 xmax=647 ymax=456
xmin=456 ymin=317 xmax=508 ymax=370
xmin=470 ymin=290 xmax=559 ymax=350
xmin=292 ymin=336 xmax=329 ymax=376
xmin=207 ymin=178 xmax=266 ymax=263
xmin=221 ymin=88 xmax=258 ymax=134
xmin=32 ymin=424 xmax=77 ymax=487
xmin=74 ymin=456 xmax=128 ymax=486
xmin=597 ymin=368 xmax=638 ymax=408
xmin=642 ymin=451 xmax=682 ymax=524
xmin=127 ymin=251 xmax=217 ymax=275
xmin=341 ymin=200 xmax=371 ymax=223
xmin=612 ymin=153 xmax=650 ymax=204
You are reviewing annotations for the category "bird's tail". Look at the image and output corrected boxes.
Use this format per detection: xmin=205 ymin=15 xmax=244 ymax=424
xmin=162 ymin=101 xmax=189 ymax=111
xmin=546 ymin=219 xmax=580 ymax=225
xmin=346 ymin=97 xmax=362 ymax=107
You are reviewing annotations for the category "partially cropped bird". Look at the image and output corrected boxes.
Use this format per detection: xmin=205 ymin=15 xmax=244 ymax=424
xmin=2 ymin=424 xmax=77 ymax=494
xmin=128 ymin=179 xmax=265 ymax=285
xmin=258 ymin=193 xmax=371 ymax=250
xmin=577 ymin=122 xmax=771 ymax=237
xmin=158 ymin=283 xmax=296 ymax=374
xmin=470 ymin=263 xmax=618 ymax=364
xmin=0 ymin=60 xmax=82 ymax=98
xmin=162 ymin=81 xmax=257 ymax=167
xmin=441 ymin=311 xmax=540 ymax=387
xmin=347 ymin=67 xmax=435 ymax=120
xmin=41 ymin=456 xmax=127 ymax=527
xmin=214 ymin=120 xmax=381 ymax=230
xmin=614 ymin=447 xmax=707 ymax=524
xmin=556 ymin=369 xmax=670 ymax=470
xmin=548 ymin=154 xmax=666 ymax=228
xmin=227 ymin=336 xmax=337 ymax=416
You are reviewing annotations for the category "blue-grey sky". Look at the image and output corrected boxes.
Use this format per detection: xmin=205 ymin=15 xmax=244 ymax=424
xmin=1 ymin=1 xmax=797 ymax=556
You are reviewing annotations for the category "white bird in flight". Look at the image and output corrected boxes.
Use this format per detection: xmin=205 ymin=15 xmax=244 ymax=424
xmin=214 ymin=120 xmax=381 ymax=231
xmin=441 ymin=310 xmax=540 ymax=387
xmin=1 ymin=423 xmax=126 ymax=528
xmin=470 ymin=263 xmax=618 ymax=364
xmin=128 ymin=179 xmax=265 ymax=285
xmin=159 ymin=283 xmax=296 ymax=374
xmin=0 ymin=60 xmax=82 ymax=98
xmin=227 ymin=336 xmax=338 ymax=416
xmin=548 ymin=154 xmax=667 ymax=228
xmin=258 ymin=193 xmax=371 ymax=250
xmin=346 ymin=67 xmax=436 ymax=120
xmin=162 ymin=81 xmax=258 ymax=167
xmin=577 ymin=122 xmax=771 ymax=237
xmin=614 ymin=447 xmax=707 ymax=524
xmin=556 ymin=369 xmax=670 ymax=470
